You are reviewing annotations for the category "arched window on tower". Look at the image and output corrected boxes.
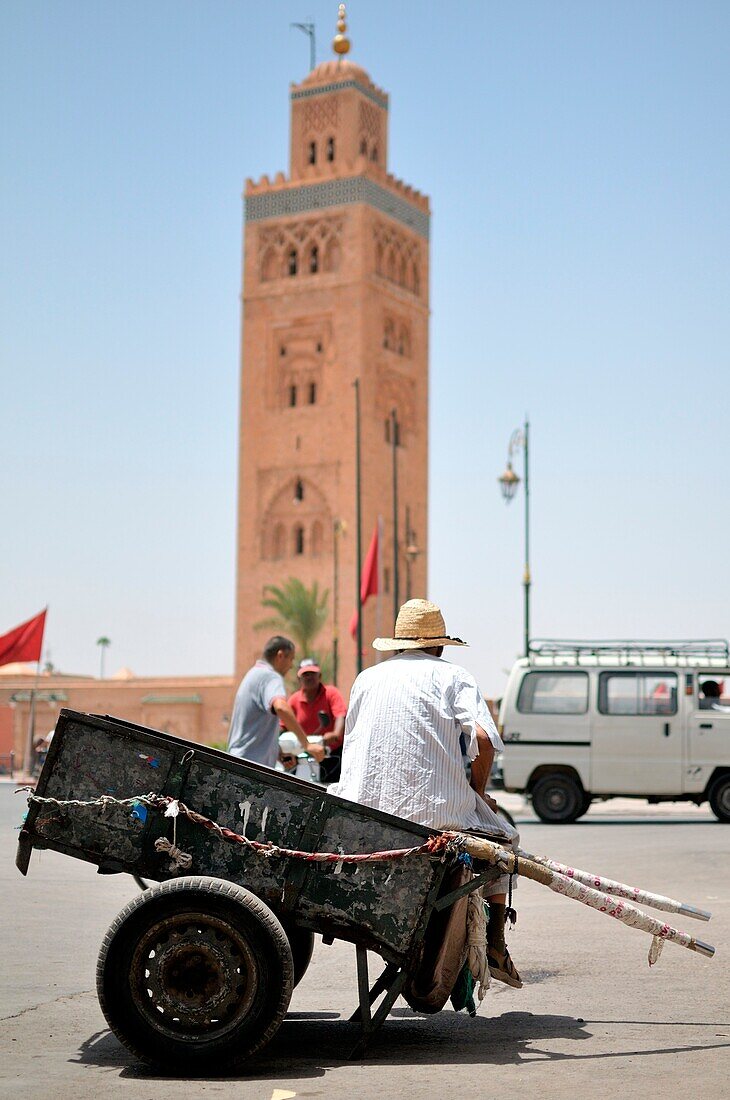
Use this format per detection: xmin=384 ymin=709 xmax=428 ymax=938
xmin=308 ymin=381 xmax=317 ymax=405
xmin=294 ymin=479 xmax=304 ymax=502
xmin=371 ymin=145 xmax=378 ymax=162
xmin=309 ymin=245 xmax=319 ymax=274
xmin=326 ymin=137 xmax=335 ymax=162
xmin=289 ymin=385 xmax=297 ymax=408
xmin=288 ymin=249 xmax=298 ymax=276
xmin=307 ymin=141 xmax=317 ymax=165
xmin=293 ymin=525 xmax=305 ymax=556
xmin=359 ymin=138 xmax=367 ymax=156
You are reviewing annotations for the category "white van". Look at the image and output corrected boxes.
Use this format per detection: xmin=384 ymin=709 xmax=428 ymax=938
xmin=496 ymin=640 xmax=730 ymax=823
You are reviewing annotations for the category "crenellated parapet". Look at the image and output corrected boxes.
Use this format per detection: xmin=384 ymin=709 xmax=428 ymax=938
xmin=244 ymin=173 xmax=429 ymax=240
xmin=244 ymin=162 xmax=428 ymax=211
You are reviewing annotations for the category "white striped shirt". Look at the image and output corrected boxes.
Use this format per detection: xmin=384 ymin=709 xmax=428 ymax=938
xmin=329 ymin=651 xmax=514 ymax=840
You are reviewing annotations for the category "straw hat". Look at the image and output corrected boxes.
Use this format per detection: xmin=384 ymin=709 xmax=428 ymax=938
xmin=372 ymin=599 xmax=467 ymax=652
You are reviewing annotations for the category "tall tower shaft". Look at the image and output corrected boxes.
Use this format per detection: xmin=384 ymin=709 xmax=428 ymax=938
xmin=235 ymin=47 xmax=429 ymax=689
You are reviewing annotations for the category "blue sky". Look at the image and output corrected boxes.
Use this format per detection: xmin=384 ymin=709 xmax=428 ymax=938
xmin=2 ymin=1 xmax=729 ymax=693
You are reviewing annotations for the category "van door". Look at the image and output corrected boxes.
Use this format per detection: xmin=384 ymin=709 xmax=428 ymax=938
xmin=590 ymin=670 xmax=682 ymax=794
xmin=687 ymin=672 xmax=730 ymax=792
xmin=501 ymin=669 xmax=591 ymax=792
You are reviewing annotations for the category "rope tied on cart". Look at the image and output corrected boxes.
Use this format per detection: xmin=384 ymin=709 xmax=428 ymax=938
xmin=18 ymin=789 xmax=455 ymax=866
xmin=154 ymin=799 xmax=193 ymax=872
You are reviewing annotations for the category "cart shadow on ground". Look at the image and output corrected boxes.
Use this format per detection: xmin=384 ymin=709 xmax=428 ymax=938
xmin=71 ymin=1010 xmax=730 ymax=1081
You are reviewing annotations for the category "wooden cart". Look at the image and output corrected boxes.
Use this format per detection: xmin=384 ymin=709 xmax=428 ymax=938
xmin=17 ymin=709 xmax=499 ymax=1071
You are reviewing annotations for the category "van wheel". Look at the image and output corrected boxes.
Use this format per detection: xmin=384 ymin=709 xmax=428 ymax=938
xmin=708 ymin=775 xmax=730 ymax=822
xmin=531 ymin=774 xmax=585 ymax=824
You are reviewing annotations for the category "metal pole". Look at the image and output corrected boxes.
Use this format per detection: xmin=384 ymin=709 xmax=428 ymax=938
xmin=291 ymin=22 xmax=316 ymax=71
xmin=24 ymin=659 xmax=41 ymax=777
xmin=523 ymin=418 xmax=531 ymax=657
xmin=391 ymin=408 xmax=400 ymax=621
xmin=354 ymin=380 xmax=363 ymax=674
xmin=405 ymin=504 xmax=412 ymax=601
xmin=332 ymin=520 xmax=339 ymax=685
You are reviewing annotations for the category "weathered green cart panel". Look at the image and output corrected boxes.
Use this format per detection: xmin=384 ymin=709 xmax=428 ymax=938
xmin=18 ymin=709 xmax=448 ymax=964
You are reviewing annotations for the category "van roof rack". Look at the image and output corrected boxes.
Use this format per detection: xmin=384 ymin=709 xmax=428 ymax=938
xmin=527 ymin=639 xmax=730 ymax=665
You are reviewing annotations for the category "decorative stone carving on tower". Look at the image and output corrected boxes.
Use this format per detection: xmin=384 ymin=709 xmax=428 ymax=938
xmin=235 ymin=8 xmax=430 ymax=688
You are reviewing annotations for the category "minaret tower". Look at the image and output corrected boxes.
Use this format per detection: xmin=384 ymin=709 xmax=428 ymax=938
xmin=235 ymin=7 xmax=429 ymax=688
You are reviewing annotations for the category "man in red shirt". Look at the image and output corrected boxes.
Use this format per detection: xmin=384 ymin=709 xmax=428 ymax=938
xmin=287 ymin=658 xmax=347 ymax=782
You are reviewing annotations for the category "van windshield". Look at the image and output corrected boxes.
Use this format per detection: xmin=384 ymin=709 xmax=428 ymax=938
xmin=517 ymin=671 xmax=588 ymax=714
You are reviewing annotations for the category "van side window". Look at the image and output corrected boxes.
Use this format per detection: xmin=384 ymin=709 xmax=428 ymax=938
xmin=598 ymin=672 xmax=677 ymax=716
xmin=517 ymin=672 xmax=588 ymax=714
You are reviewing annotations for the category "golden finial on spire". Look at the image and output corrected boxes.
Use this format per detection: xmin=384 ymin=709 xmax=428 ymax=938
xmin=333 ymin=3 xmax=351 ymax=56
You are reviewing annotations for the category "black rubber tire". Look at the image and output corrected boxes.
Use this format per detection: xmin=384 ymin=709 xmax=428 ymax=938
xmin=708 ymin=775 xmax=730 ymax=822
xmin=97 ymin=876 xmax=293 ymax=1072
xmin=280 ymin=922 xmax=315 ymax=987
xmin=531 ymin=773 xmax=586 ymax=824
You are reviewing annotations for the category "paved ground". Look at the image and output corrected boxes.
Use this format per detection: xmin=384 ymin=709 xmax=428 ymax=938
xmin=2 ymin=783 xmax=729 ymax=1100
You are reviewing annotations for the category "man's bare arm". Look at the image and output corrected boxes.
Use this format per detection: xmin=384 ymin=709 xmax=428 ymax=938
xmin=470 ymin=724 xmax=498 ymax=809
xmin=324 ymin=714 xmax=345 ymax=749
xmin=271 ymin=698 xmax=325 ymax=761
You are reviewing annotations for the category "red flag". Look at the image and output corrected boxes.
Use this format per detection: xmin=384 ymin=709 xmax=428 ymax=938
xmin=350 ymin=525 xmax=379 ymax=639
xmin=0 ymin=609 xmax=47 ymax=668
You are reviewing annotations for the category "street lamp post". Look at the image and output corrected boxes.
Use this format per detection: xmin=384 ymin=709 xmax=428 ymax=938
xmin=332 ymin=518 xmax=346 ymax=685
xmin=390 ymin=408 xmax=400 ymax=622
xmin=498 ymin=420 xmax=531 ymax=657
xmin=96 ymin=636 xmax=111 ymax=680
xmin=404 ymin=505 xmax=421 ymax=601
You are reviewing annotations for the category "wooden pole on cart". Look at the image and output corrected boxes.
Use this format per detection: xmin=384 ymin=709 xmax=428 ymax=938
xmin=460 ymin=835 xmax=715 ymax=959
xmin=519 ymin=847 xmax=712 ymax=921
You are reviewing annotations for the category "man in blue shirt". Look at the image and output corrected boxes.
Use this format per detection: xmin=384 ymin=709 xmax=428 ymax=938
xmin=227 ymin=635 xmax=324 ymax=769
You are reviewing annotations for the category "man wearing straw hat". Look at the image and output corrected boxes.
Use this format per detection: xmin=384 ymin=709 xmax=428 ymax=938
xmin=330 ymin=599 xmax=522 ymax=988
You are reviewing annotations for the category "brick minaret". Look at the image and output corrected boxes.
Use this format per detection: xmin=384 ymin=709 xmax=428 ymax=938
xmin=235 ymin=25 xmax=429 ymax=690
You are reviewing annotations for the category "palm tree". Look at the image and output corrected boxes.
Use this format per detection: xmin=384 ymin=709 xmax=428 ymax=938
xmin=96 ymin=636 xmax=111 ymax=679
xmin=256 ymin=578 xmax=331 ymax=682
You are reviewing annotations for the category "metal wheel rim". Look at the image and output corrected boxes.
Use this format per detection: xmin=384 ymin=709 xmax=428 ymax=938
xmin=545 ymin=785 xmax=570 ymax=813
xmin=129 ymin=909 xmax=259 ymax=1041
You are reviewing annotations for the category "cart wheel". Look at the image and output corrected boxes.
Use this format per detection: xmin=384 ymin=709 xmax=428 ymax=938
xmin=97 ymin=876 xmax=293 ymax=1071
xmin=280 ymin=921 xmax=315 ymax=987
